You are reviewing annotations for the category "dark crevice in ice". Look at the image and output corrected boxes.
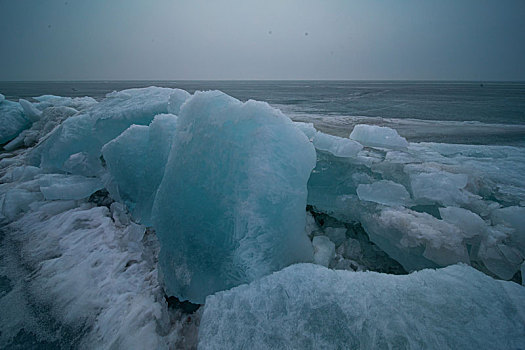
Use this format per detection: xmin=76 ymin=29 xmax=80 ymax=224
xmin=99 ymin=154 xmax=106 ymax=168
xmin=88 ymin=189 xmax=114 ymax=208
xmin=0 ymin=275 xmax=13 ymax=297
xmin=166 ymin=295 xmax=202 ymax=314
xmin=410 ymin=205 xmax=442 ymax=219
xmin=511 ymin=270 xmax=522 ymax=285
xmin=307 ymin=206 xmax=407 ymax=275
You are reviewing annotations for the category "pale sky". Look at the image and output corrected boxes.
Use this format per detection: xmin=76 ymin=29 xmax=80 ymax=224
xmin=1 ymin=0 xmax=524 ymax=80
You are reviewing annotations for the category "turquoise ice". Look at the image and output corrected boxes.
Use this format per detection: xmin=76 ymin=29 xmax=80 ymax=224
xmin=31 ymin=87 xmax=189 ymax=175
xmin=152 ymin=91 xmax=316 ymax=303
xmin=0 ymin=97 xmax=30 ymax=145
xmin=102 ymin=114 xmax=178 ymax=225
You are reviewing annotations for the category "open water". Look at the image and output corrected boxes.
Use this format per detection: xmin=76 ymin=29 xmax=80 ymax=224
xmin=1 ymin=80 xmax=524 ymax=145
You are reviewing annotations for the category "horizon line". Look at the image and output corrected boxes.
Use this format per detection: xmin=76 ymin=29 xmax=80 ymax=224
xmin=1 ymin=79 xmax=525 ymax=83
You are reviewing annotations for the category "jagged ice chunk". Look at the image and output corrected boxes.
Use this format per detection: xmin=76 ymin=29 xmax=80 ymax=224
xmin=0 ymin=99 xmax=30 ymax=145
xmin=31 ymin=87 xmax=189 ymax=175
xmin=152 ymin=91 xmax=316 ymax=303
xmin=349 ymin=124 xmax=409 ymax=149
xmin=357 ymin=180 xmax=411 ymax=206
xmin=102 ymin=114 xmax=178 ymax=225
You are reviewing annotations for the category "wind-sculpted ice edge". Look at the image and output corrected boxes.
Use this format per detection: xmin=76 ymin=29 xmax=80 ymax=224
xmin=0 ymin=87 xmax=523 ymax=348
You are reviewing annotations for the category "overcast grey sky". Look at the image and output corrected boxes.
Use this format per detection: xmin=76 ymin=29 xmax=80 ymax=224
xmin=0 ymin=0 xmax=524 ymax=81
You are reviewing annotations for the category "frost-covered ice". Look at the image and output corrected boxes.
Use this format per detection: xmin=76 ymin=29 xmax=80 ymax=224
xmin=153 ymin=91 xmax=316 ymax=303
xmin=296 ymin=121 xmax=363 ymax=157
xmin=18 ymin=99 xmax=42 ymax=122
xmin=199 ymin=263 xmax=525 ymax=350
xmin=33 ymin=94 xmax=97 ymax=110
xmin=6 ymin=106 xmax=79 ymax=151
xmin=38 ymin=174 xmax=103 ymax=200
xmin=409 ymin=170 xmax=470 ymax=206
xmin=312 ymin=236 xmax=335 ymax=267
xmin=0 ymin=165 xmax=200 ymax=348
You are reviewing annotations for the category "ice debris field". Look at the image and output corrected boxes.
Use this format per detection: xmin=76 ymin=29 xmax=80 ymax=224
xmin=0 ymin=87 xmax=524 ymax=349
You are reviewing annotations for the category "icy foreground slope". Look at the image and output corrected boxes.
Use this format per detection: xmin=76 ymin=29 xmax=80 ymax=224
xmin=199 ymin=263 xmax=525 ymax=350
xmin=0 ymin=198 xmax=198 ymax=349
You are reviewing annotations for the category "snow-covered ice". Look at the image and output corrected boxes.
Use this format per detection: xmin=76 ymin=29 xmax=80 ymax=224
xmin=312 ymin=236 xmax=335 ymax=267
xmin=0 ymin=158 xmax=200 ymax=348
xmin=199 ymin=263 xmax=525 ymax=350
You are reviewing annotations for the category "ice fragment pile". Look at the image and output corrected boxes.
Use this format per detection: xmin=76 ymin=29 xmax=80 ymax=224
xmin=305 ymin=123 xmax=525 ymax=279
